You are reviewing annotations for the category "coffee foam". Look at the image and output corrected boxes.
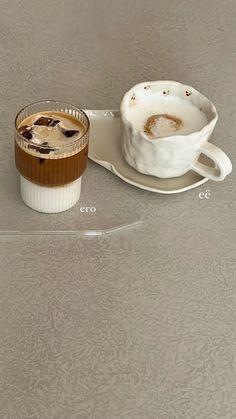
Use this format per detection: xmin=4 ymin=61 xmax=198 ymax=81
xmin=17 ymin=111 xmax=86 ymax=158
xmin=144 ymin=114 xmax=183 ymax=138
xmin=126 ymin=94 xmax=208 ymax=138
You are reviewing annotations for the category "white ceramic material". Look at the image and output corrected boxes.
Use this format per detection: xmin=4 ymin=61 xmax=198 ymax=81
xmin=87 ymin=109 xmax=213 ymax=194
xmin=20 ymin=175 xmax=82 ymax=213
xmin=120 ymin=81 xmax=232 ymax=181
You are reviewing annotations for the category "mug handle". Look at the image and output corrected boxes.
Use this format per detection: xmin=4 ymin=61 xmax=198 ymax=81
xmin=191 ymin=142 xmax=232 ymax=181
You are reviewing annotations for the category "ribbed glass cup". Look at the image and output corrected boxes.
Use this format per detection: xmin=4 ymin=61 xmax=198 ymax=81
xmin=14 ymin=100 xmax=90 ymax=213
xmin=15 ymin=100 xmax=90 ymax=186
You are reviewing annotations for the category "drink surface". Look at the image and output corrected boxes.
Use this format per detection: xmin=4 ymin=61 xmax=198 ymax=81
xmin=17 ymin=111 xmax=87 ymax=158
xmin=15 ymin=111 xmax=89 ymax=186
xmin=125 ymin=95 xmax=208 ymax=138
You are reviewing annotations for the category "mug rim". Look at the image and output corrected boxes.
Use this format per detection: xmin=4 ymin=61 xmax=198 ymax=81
xmin=120 ymin=80 xmax=218 ymax=142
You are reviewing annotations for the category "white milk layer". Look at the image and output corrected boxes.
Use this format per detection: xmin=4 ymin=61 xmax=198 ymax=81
xmin=126 ymin=95 xmax=208 ymax=138
xmin=20 ymin=175 xmax=82 ymax=213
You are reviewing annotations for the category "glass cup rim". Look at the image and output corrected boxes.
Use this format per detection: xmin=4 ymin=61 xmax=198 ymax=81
xmin=14 ymin=99 xmax=90 ymax=150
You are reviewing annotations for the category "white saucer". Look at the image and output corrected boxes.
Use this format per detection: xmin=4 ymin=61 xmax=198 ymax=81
xmin=87 ymin=109 xmax=211 ymax=194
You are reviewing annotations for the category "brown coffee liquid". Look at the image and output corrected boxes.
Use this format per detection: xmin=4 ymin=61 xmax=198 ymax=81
xmin=15 ymin=111 xmax=89 ymax=187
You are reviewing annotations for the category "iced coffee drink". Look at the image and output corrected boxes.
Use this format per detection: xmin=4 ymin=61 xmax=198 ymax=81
xmin=15 ymin=101 xmax=89 ymax=213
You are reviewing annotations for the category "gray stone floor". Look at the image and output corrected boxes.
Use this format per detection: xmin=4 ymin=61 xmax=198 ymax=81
xmin=0 ymin=1 xmax=235 ymax=418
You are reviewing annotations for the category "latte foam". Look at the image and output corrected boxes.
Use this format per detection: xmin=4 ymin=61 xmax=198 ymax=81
xmin=126 ymin=95 xmax=208 ymax=138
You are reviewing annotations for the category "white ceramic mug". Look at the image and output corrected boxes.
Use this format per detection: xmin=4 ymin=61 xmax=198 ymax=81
xmin=120 ymin=81 xmax=232 ymax=181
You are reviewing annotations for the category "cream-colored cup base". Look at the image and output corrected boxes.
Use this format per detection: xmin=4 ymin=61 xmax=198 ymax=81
xmin=20 ymin=175 xmax=82 ymax=213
